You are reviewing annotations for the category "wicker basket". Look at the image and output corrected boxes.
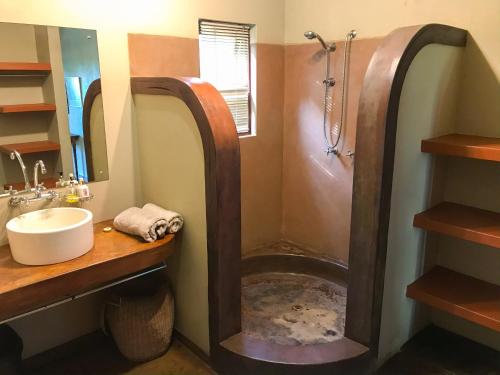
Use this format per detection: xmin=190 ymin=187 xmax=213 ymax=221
xmin=105 ymin=272 xmax=174 ymax=362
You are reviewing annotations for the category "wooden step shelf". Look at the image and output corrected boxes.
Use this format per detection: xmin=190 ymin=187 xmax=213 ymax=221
xmin=422 ymin=134 xmax=500 ymax=162
xmin=414 ymin=202 xmax=500 ymax=248
xmin=407 ymin=266 xmax=500 ymax=332
xmin=0 ymin=62 xmax=51 ymax=76
xmin=0 ymin=103 xmax=56 ymax=113
xmin=0 ymin=140 xmax=60 ymax=155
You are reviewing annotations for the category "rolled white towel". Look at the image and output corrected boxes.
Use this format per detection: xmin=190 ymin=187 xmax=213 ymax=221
xmin=143 ymin=203 xmax=184 ymax=234
xmin=113 ymin=207 xmax=168 ymax=243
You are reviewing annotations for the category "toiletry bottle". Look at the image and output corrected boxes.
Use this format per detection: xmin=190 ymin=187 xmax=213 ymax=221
xmin=56 ymin=172 xmax=64 ymax=188
xmin=77 ymin=178 xmax=90 ymax=199
xmin=68 ymin=173 xmax=75 ymax=194
xmin=65 ymin=173 xmax=79 ymax=204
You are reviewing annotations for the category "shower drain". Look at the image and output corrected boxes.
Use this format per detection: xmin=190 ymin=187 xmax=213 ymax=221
xmin=291 ymin=304 xmax=303 ymax=311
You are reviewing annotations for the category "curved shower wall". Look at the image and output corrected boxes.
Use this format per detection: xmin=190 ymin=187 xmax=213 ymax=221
xmin=281 ymin=37 xmax=380 ymax=264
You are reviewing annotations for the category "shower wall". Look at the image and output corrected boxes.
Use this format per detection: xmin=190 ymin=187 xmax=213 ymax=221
xmin=128 ymin=34 xmax=285 ymax=254
xmin=128 ymin=34 xmax=382 ymax=264
xmin=281 ymin=38 xmax=380 ymax=264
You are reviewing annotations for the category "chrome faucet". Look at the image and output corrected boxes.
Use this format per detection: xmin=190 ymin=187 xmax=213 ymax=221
xmin=9 ymin=150 xmax=30 ymax=191
xmin=33 ymin=160 xmax=47 ymax=197
xmin=8 ymin=158 xmax=60 ymax=207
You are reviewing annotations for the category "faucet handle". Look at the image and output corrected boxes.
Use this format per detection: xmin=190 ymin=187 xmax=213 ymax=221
xmin=7 ymin=186 xmax=17 ymax=196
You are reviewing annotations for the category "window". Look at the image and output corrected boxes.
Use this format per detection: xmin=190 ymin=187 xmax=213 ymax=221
xmin=199 ymin=19 xmax=253 ymax=135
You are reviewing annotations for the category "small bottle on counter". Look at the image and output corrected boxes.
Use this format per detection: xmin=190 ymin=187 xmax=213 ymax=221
xmin=77 ymin=178 xmax=90 ymax=199
xmin=65 ymin=173 xmax=79 ymax=204
xmin=56 ymin=172 xmax=65 ymax=188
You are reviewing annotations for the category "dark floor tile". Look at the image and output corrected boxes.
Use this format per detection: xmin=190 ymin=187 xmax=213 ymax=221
xmin=377 ymin=326 xmax=500 ymax=375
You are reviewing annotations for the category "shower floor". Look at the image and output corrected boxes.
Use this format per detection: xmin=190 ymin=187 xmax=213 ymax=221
xmin=242 ymin=272 xmax=346 ymax=346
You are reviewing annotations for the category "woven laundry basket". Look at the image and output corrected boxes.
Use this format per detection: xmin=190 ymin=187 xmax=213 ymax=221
xmin=105 ymin=272 xmax=174 ymax=362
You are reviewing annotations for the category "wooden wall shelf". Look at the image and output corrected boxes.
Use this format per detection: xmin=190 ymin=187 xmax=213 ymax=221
xmin=0 ymin=103 xmax=56 ymax=113
xmin=414 ymin=202 xmax=500 ymax=249
xmin=0 ymin=62 xmax=51 ymax=76
xmin=0 ymin=140 xmax=60 ymax=155
xmin=0 ymin=221 xmax=175 ymax=322
xmin=422 ymin=134 xmax=500 ymax=162
xmin=407 ymin=266 xmax=500 ymax=332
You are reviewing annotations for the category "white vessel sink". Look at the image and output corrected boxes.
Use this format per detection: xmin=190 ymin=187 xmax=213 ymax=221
xmin=6 ymin=207 xmax=94 ymax=265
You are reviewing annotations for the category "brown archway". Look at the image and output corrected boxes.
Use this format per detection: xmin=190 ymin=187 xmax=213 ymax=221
xmin=130 ymin=77 xmax=242 ymax=367
xmin=347 ymin=24 xmax=467 ymax=352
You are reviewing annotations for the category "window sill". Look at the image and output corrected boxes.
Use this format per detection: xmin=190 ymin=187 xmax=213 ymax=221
xmin=238 ymin=133 xmax=256 ymax=139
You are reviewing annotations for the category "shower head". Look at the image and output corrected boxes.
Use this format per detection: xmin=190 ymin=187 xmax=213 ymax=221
xmin=347 ymin=30 xmax=357 ymax=39
xmin=304 ymin=31 xmax=317 ymax=40
xmin=303 ymin=31 xmax=335 ymax=52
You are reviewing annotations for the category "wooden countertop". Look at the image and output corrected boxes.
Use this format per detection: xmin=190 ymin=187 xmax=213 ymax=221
xmin=0 ymin=220 xmax=175 ymax=322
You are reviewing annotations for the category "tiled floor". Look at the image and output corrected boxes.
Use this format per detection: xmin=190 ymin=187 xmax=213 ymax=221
xmin=23 ymin=333 xmax=214 ymax=375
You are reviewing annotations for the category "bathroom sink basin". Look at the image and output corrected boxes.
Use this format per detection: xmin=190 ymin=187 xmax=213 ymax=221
xmin=6 ymin=207 xmax=94 ymax=265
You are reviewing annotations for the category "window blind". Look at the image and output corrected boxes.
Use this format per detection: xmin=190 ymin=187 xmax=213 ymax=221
xmin=199 ymin=19 xmax=252 ymax=134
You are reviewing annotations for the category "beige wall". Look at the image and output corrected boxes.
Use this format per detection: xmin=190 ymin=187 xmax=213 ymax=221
xmin=133 ymin=94 xmax=209 ymax=354
xmin=379 ymin=45 xmax=463 ymax=362
xmin=0 ymin=0 xmax=285 ymax=357
xmin=241 ymin=43 xmax=284 ymax=252
xmin=285 ymin=0 xmax=500 ymax=49
xmin=282 ymin=38 xmax=379 ymax=263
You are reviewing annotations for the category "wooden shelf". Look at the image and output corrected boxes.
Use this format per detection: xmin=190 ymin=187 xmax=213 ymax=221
xmin=422 ymin=134 xmax=500 ymax=162
xmin=0 ymin=103 xmax=56 ymax=113
xmin=0 ymin=221 xmax=176 ymax=322
xmin=414 ymin=202 xmax=500 ymax=249
xmin=407 ymin=266 xmax=500 ymax=332
xmin=0 ymin=62 xmax=51 ymax=76
xmin=0 ymin=140 xmax=60 ymax=155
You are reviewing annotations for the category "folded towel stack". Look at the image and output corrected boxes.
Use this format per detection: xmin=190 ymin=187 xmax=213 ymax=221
xmin=143 ymin=203 xmax=184 ymax=234
xmin=113 ymin=203 xmax=184 ymax=243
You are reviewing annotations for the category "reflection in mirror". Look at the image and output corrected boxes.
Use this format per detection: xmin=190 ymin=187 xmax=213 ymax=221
xmin=0 ymin=22 xmax=109 ymax=196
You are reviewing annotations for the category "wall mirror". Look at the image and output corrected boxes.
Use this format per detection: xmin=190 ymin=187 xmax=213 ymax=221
xmin=0 ymin=22 xmax=109 ymax=197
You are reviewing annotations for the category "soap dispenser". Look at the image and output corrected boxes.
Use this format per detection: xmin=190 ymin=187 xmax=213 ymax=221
xmin=65 ymin=173 xmax=79 ymax=204
xmin=77 ymin=178 xmax=90 ymax=199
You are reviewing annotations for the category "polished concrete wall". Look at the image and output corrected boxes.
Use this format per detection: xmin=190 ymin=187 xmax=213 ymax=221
xmin=282 ymin=38 xmax=380 ymax=264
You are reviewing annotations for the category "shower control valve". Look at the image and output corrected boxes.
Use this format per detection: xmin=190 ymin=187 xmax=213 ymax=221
xmin=326 ymin=146 xmax=339 ymax=156
xmin=323 ymin=78 xmax=335 ymax=87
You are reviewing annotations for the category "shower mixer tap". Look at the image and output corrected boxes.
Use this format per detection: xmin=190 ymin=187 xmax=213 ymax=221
xmin=323 ymin=78 xmax=335 ymax=87
xmin=326 ymin=146 xmax=338 ymax=156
